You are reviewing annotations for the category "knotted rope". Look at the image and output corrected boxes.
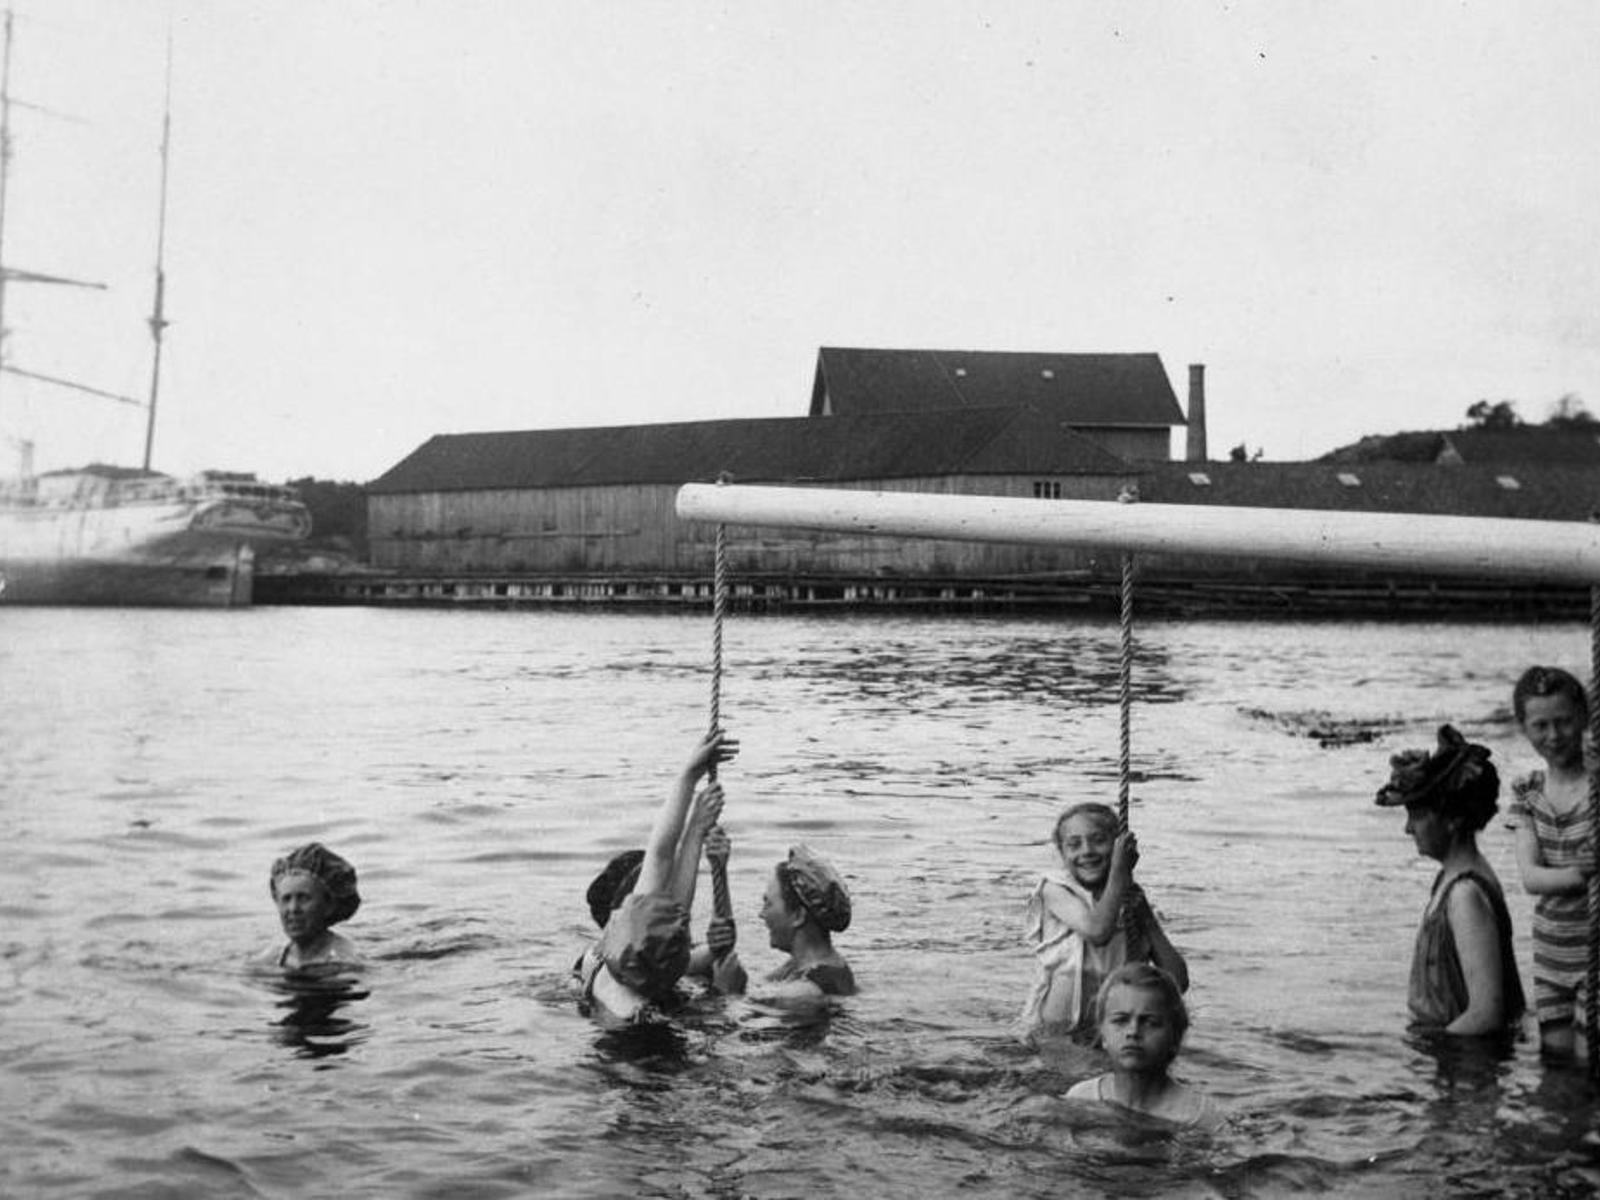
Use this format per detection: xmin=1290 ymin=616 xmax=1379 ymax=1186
xmin=1588 ymin=583 xmax=1599 ymax=1078
xmin=1116 ymin=486 xmax=1138 ymax=835
xmin=1118 ymin=550 xmax=1135 ymax=834
xmin=706 ymin=476 xmax=733 ymax=933
xmin=1116 ymin=487 xmax=1138 ymax=937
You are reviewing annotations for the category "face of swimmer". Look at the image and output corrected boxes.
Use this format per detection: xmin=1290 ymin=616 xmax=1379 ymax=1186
xmin=1403 ymin=803 xmax=1455 ymax=862
xmin=1056 ymin=812 xmax=1115 ymax=890
xmin=761 ymin=869 xmax=802 ymax=952
xmin=1520 ymin=691 xmax=1585 ymax=772
xmin=274 ymin=870 xmax=334 ymax=944
xmin=1097 ymin=982 xmax=1182 ymax=1076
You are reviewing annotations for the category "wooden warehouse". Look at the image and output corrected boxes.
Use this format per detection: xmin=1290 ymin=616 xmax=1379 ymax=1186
xmin=367 ymin=405 xmax=1146 ymax=580
xmin=366 ymin=347 xmax=1190 ymax=583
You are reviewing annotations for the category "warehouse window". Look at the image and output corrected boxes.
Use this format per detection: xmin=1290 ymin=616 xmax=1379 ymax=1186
xmin=1033 ymin=480 xmax=1062 ymax=499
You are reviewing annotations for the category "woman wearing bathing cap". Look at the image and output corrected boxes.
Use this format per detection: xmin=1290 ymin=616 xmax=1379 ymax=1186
xmin=1375 ymin=725 xmax=1525 ymax=1038
xmin=710 ymin=843 xmax=856 ymax=1003
xmin=262 ymin=842 xmax=364 ymax=971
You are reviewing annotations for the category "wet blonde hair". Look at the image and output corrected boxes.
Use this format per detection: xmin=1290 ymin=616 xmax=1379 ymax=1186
xmin=1095 ymin=962 xmax=1190 ymax=1043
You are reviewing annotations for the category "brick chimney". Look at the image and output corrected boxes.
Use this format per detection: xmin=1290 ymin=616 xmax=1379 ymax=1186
xmin=1185 ymin=363 xmax=1207 ymax=462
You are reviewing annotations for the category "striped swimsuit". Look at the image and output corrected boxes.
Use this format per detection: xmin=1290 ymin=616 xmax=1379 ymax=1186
xmin=1508 ymin=771 xmax=1594 ymax=1028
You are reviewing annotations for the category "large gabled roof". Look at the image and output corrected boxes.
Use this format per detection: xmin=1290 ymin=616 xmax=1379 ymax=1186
xmin=809 ymin=347 xmax=1185 ymax=426
xmin=368 ymin=408 xmax=1134 ymax=494
xmin=1138 ymin=460 xmax=1600 ymax=522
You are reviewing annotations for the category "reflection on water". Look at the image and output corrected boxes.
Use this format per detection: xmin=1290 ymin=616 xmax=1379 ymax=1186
xmin=2 ymin=609 xmax=1599 ymax=1197
xmin=265 ymin=971 xmax=370 ymax=1061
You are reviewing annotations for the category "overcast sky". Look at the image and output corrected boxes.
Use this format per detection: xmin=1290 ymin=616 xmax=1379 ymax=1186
xmin=2 ymin=1 xmax=1596 ymax=483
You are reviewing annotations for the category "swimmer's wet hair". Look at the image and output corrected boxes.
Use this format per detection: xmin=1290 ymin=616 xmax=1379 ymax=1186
xmin=1094 ymin=962 xmax=1190 ymax=1042
xmin=585 ymin=850 xmax=645 ymax=928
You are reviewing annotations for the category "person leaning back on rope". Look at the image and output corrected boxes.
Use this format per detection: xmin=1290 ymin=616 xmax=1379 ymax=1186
xmin=573 ymin=730 xmax=738 ymax=1026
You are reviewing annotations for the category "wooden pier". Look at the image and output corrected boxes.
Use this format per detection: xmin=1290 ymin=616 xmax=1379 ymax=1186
xmin=252 ymin=566 xmax=1589 ymax=619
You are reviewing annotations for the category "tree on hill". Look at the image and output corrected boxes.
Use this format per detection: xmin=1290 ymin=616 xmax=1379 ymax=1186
xmin=1547 ymin=392 xmax=1596 ymax=429
xmin=286 ymin=477 xmax=368 ymax=557
xmin=1464 ymin=399 xmax=1521 ymax=430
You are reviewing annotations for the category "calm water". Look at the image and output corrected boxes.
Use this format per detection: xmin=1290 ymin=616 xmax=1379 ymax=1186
xmin=2 ymin=607 xmax=1599 ymax=1198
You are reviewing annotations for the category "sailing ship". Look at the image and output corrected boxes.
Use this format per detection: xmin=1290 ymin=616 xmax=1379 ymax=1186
xmin=0 ymin=12 xmax=309 ymax=607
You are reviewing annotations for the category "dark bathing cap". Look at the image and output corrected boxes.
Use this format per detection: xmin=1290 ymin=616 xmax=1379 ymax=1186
xmin=270 ymin=842 xmax=362 ymax=926
xmin=586 ymin=849 xmax=645 ymax=927
xmin=1375 ymin=724 xmax=1498 ymax=828
xmin=600 ymin=892 xmax=690 ymax=998
xmin=781 ymin=844 xmax=852 ymax=933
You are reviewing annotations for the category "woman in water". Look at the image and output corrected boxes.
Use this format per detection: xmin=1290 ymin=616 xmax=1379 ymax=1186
xmin=1375 ymin=724 xmax=1525 ymax=1037
xmin=261 ymin=842 xmax=363 ymax=970
xmin=709 ymin=843 xmax=855 ymax=1004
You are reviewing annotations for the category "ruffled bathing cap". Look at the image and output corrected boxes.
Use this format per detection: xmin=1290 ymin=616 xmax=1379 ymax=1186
xmin=781 ymin=844 xmax=852 ymax=933
xmin=270 ymin=842 xmax=362 ymax=926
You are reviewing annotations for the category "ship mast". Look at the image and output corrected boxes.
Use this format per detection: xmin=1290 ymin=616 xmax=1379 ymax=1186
xmin=0 ymin=8 xmax=133 ymax=480
xmin=142 ymin=32 xmax=172 ymax=471
xmin=0 ymin=8 xmax=16 ymax=444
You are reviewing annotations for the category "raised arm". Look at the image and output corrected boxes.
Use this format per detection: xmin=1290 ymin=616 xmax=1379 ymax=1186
xmin=669 ymin=782 xmax=725 ymax=908
xmin=1076 ymin=832 xmax=1139 ymax=944
xmin=636 ymin=731 xmax=738 ymax=896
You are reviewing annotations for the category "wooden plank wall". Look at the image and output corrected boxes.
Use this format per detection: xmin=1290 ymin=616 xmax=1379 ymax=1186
xmin=368 ymin=474 xmax=1139 ymax=577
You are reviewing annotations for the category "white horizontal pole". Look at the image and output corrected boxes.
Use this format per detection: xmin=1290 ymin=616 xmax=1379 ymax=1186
xmin=676 ymin=483 xmax=1600 ymax=585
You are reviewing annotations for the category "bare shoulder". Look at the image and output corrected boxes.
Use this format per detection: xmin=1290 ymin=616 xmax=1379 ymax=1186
xmin=1063 ymin=1074 xmax=1103 ymax=1102
xmin=1444 ymin=877 xmax=1500 ymax=940
xmin=1169 ymin=1082 xmax=1226 ymax=1131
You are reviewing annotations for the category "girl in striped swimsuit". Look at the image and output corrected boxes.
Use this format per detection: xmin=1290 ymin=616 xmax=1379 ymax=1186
xmin=1509 ymin=666 xmax=1598 ymax=1060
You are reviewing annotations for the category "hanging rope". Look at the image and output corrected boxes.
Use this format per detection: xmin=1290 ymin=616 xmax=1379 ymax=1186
xmin=706 ymin=475 xmax=733 ymax=935
xmin=1116 ymin=487 xmax=1138 ymax=939
xmin=1118 ymin=550 xmax=1135 ymax=834
xmin=1587 ymin=581 xmax=1599 ymax=1079
xmin=1116 ymin=486 xmax=1138 ymax=834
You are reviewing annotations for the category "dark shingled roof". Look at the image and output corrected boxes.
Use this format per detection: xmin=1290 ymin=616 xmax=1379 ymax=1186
xmin=368 ymin=408 xmax=1134 ymax=494
xmin=809 ymin=347 xmax=1185 ymax=427
xmin=1139 ymin=461 xmax=1600 ymax=522
xmin=1324 ymin=427 xmax=1600 ymax=467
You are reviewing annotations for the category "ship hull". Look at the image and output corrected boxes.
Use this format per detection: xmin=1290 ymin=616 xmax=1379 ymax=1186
xmin=0 ymin=546 xmax=253 ymax=606
xmin=0 ymin=486 xmax=311 ymax=608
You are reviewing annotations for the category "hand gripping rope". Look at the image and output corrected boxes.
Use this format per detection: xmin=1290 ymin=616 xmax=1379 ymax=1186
xmin=705 ymin=476 xmax=734 ymax=954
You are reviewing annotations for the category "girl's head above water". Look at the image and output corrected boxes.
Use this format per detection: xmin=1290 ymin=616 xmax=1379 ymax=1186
xmin=1094 ymin=962 xmax=1190 ymax=1068
xmin=1512 ymin=665 xmax=1588 ymax=724
xmin=1051 ymin=802 xmax=1117 ymax=851
xmin=1051 ymin=802 xmax=1120 ymax=889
